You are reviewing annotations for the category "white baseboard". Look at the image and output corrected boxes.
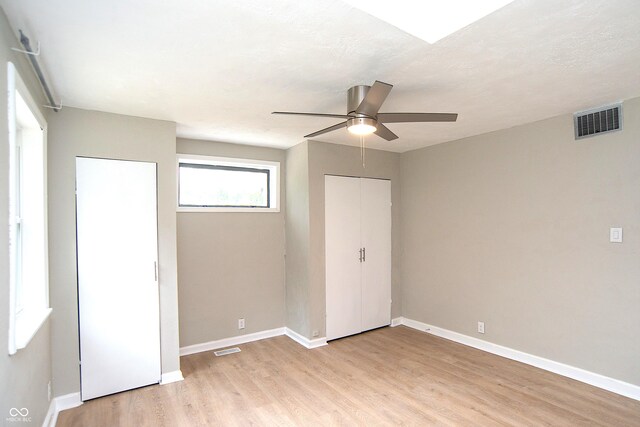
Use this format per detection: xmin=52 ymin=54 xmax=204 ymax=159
xmin=42 ymin=398 xmax=56 ymax=427
xmin=179 ymin=327 xmax=328 ymax=356
xmin=55 ymin=392 xmax=83 ymax=411
xmin=43 ymin=392 xmax=82 ymax=427
xmin=160 ymin=370 xmax=184 ymax=385
xmin=390 ymin=317 xmax=403 ymax=327
xmin=285 ymin=328 xmax=327 ymax=349
xmin=180 ymin=327 xmax=286 ymax=356
xmin=397 ymin=317 xmax=640 ymax=401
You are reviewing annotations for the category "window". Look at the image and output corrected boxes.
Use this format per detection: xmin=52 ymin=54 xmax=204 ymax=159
xmin=177 ymin=155 xmax=280 ymax=212
xmin=8 ymin=62 xmax=51 ymax=355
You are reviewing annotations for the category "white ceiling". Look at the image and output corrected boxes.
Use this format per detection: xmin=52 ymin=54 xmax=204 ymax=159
xmin=2 ymin=0 xmax=639 ymax=153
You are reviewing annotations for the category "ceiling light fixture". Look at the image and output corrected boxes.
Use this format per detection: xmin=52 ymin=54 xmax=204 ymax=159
xmin=347 ymin=117 xmax=377 ymax=135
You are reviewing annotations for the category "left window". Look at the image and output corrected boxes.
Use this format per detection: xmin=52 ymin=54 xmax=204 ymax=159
xmin=8 ymin=62 xmax=51 ymax=355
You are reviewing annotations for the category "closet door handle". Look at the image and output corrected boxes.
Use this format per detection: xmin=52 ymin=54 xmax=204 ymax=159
xmin=359 ymin=248 xmax=363 ymax=262
xmin=362 ymin=247 xmax=366 ymax=262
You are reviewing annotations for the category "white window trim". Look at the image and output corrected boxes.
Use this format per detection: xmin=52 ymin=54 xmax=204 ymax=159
xmin=8 ymin=62 xmax=51 ymax=355
xmin=176 ymin=154 xmax=280 ymax=213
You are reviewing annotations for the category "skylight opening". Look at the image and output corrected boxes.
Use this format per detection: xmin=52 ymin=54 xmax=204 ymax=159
xmin=343 ymin=0 xmax=514 ymax=44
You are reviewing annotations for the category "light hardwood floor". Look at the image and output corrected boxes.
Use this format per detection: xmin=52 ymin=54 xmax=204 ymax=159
xmin=57 ymin=326 xmax=640 ymax=426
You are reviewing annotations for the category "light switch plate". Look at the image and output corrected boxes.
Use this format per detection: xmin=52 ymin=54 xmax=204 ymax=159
xmin=610 ymin=227 xmax=623 ymax=243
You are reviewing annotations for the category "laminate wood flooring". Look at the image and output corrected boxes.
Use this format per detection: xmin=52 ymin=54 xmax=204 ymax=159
xmin=57 ymin=326 xmax=640 ymax=426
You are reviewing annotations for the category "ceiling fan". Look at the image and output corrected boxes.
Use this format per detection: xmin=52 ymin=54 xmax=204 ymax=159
xmin=273 ymin=80 xmax=458 ymax=141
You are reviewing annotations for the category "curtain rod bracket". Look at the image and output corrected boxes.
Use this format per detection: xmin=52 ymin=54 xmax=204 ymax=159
xmin=15 ymin=30 xmax=61 ymax=112
xmin=42 ymin=102 xmax=63 ymax=112
xmin=11 ymin=41 xmax=40 ymax=56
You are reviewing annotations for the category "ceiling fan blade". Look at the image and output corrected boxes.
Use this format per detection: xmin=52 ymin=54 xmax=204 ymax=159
xmin=377 ymin=112 xmax=458 ymax=123
xmin=272 ymin=111 xmax=351 ymax=119
xmin=304 ymin=121 xmax=347 ymax=138
xmin=355 ymin=81 xmax=393 ymax=117
xmin=374 ymin=123 xmax=398 ymax=141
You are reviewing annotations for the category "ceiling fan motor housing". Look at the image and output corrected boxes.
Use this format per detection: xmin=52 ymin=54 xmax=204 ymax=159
xmin=348 ymin=85 xmax=373 ymax=117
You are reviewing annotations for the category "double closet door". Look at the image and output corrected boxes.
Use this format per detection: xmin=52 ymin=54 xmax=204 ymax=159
xmin=325 ymin=175 xmax=391 ymax=341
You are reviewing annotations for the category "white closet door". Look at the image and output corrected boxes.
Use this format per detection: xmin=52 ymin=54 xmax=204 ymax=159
xmin=76 ymin=157 xmax=161 ymax=401
xmin=325 ymin=175 xmax=362 ymax=340
xmin=360 ymin=178 xmax=392 ymax=331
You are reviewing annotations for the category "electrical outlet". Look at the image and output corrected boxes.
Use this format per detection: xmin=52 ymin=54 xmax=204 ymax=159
xmin=610 ymin=227 xmax=623 ymax=243
xmin=47 ymin=381 xmax=51 ymax=401
xmin=312 ymin=330 xmax=319 ymax=337
xmin=478 ymin=321 xmax=485 ymax=334
xmin=238 ymin=318 xmax=245 ymax=330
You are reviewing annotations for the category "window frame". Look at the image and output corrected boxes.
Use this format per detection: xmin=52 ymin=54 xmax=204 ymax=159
xmin=176 ymin=154 xmax=280 ymax=213
xmin=7 ymin=62 xmax=52 ymax=355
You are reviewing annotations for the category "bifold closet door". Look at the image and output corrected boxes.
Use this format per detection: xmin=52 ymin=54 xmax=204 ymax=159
xmin=325 ymin=175 xmax=391 ymax=341
xmin=76 ymin=157 xmax=161 ymax=401
xmin=325 ymin=175 xmax=362 ymax=341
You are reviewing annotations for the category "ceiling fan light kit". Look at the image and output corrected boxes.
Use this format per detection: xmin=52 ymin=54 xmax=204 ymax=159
xmin=347 ymin=117 xmax=377 ymax=135
xmin=273 ymin=80 xmax=458 ymax=142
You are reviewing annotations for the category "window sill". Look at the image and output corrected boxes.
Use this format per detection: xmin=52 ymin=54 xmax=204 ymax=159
xmin=15 ymin=307 xmax=52 ymax=351
xmin=177 ymin=207 xmax=280 ymax=213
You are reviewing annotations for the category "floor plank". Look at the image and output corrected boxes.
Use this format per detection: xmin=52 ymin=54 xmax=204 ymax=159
xmin=57 ymin=326 xmax=640 ymax=426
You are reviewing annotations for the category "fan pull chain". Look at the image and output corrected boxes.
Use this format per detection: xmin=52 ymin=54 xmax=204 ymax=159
xmin=360 ymin=135 xmax=366 ymax=168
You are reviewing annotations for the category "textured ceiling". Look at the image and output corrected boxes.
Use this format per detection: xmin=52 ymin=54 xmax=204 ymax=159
xmin=2 ymin=0 xmax=639 ymax=152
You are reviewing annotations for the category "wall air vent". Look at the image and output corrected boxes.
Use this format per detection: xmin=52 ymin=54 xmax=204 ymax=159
xmin=574 ymin=103 xmax=622 ymax=140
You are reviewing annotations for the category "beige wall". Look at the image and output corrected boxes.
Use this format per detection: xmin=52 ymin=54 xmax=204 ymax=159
xmin=285 ymin=140 xmax=401 ymax=339
xmin=0 ymin=9 xmax=53 ymax=424
xmin=47 ymin=107 xmax=180 ymax=395
xmin=176 ymin=138 xmax=286 ymax=346
xmin=285 ymin=141 xmax=311 ymax=336
xmin=400 ymin=96 xmax=640 ymax=385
